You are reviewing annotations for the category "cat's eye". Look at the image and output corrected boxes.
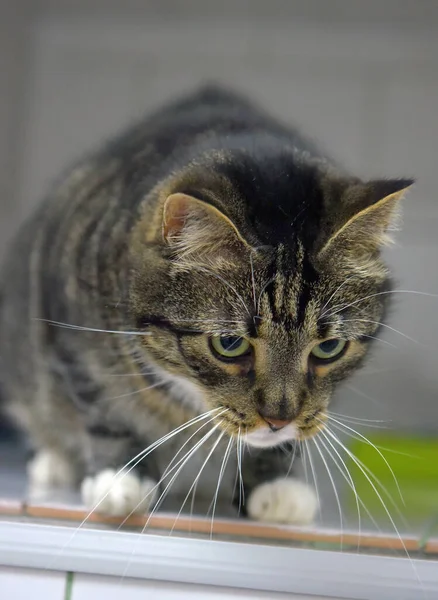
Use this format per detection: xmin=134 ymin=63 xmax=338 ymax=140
xmin=310 ymin=339 xmax=347 ymax=361
xmin=210 ymin=335 xmax=251 ymax=360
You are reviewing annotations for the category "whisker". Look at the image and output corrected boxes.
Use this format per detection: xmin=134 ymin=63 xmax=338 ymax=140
xmin=117 ymin=410 xmax=229 ymax=528
xmin=312 ymin=437 xmax=344 ymax=550
xmin=35 ymin=318 xmax=150 ymax=336
xmin=327 ymin=414 xmax=389 ymax=431
xmin=249 ymin=252 xmax=258 ymax=315
xmin=236 ymin=428 xmax=245 ymax=514
xmin=335 ymin=318 xmax=421 ymax=346
xmin=153 ymin=425 xmax=224 ymax=520
xmin=360 ymin=334 xmax=399 ymax=349
xmin=105 ymin=381 xmax=165 ymax=401
xmin=324 ymin=427 xmax=420 ymax=581
xmin=317 ymin=431 xmax=364 ymax=548
xmin=301 ymin=441 xmax=309 ymax=484
xmin=329 ymin=411 xmax=391 ymax=424
xmin=327 ymin=421 xmax=418 ymax=458
xmin=210 ymin=435 xmax=234 ymax=538
xmin=286 ymin=442 xmax=298 ymax=477
xmin=326 ymin=418 xmax=405 ymax=506
xmin=324 ymin=288 xmax=438 ymax=319
xmin=121 ymin=425 xmax=224 ymax=581
xmin=320 ymin=276 xmax=356 ymax=317
xmin=168 ymin=430 xmax=226 ymax=535
xmin=304 ymin=440 xmax=322 ymax=521
xmin=47 ymin=408 xmax=222 ymax=569
xmin=318 ymin=428 xmax=413 ymax=555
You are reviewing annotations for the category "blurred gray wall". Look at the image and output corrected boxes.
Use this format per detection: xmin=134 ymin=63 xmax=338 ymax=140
xmin=1 ymin=0 xmax=438 ymax=435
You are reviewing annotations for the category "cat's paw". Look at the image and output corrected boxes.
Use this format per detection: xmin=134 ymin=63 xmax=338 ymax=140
xmin=28 ymin=449 xmax=78 ymax=490
xmin=247 ymin=478 xmax=318 ymax=525
xmin=81 ymin=469 xmax=158 ymax=517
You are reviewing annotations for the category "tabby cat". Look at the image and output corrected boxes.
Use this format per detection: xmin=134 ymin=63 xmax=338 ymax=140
xmin=0 ymin=86 xmax=412 ymax=524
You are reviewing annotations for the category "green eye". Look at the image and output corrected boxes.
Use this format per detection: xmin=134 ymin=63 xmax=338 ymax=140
xmin=311 ymin=339 xmax=347 ymax=361
xmin=210 ymin=335 xmax=251 ymax=360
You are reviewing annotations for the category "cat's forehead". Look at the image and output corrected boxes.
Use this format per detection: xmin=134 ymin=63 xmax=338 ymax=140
xmin=255 ymin=261 xmax=323 ymax=336
xmin=211 ymin=148 xmax=328 ymax=249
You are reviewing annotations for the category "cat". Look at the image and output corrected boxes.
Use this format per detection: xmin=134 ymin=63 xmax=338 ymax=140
xmin=0 ymin=85 xmax=412 ymax=525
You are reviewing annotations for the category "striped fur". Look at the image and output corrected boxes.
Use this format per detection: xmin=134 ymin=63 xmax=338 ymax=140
xmin=0 ymin=86 xmax=412 ymax=517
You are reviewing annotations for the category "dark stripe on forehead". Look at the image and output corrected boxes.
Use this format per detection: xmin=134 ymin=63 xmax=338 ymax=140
xmin=296 ymin=252 xmax=319 ymax=325
xmin=263 ymin=260 xmax=280 ymax=323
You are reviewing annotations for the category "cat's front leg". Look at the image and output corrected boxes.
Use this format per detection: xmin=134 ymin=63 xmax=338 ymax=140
xmin=239 ymin=446 xmax=318 ymax=526
xmin=81 ymin=427 xmax=161 ymax=517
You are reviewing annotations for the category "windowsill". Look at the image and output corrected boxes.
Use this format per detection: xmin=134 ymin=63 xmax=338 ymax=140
xmin=0 ymin=519 xmax=437 ymax=599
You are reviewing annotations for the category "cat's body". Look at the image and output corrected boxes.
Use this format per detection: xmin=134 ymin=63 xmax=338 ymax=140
xmin=0 ymin=86 xmax=412 ymax=523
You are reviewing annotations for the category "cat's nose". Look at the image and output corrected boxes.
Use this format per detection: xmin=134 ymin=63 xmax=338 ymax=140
xmin=262 ymin=416 xmax=293 ymax=432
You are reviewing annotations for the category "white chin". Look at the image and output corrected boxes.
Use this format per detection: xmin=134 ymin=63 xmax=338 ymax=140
xmin=243 ymin=423 xmax=299 ymax=448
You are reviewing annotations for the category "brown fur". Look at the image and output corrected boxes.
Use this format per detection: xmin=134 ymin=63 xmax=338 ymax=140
xmin=0 ymin=85 xmax=413 ymax=515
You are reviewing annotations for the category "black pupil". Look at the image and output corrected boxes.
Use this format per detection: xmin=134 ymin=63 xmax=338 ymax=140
xmin=319 ymin=339 xmax=340 ymax=353
xmin=220 ymin=336 xmax=242 ymax=351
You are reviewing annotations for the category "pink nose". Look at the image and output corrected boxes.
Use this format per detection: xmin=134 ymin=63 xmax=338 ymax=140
xmin=263 ymin=417 xmax=292 ymax=431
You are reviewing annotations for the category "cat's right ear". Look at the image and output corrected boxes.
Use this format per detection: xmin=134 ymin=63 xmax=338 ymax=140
xmin=162 ymin=192 xmax=249 ymax=268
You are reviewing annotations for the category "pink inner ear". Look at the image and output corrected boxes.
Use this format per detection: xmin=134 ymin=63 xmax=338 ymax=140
xmin=163 ymin=194 xmax=192 ymax=241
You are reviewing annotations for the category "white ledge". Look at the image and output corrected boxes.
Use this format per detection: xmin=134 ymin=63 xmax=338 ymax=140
xmin=0 ymin=521 xmax=437 ymax=599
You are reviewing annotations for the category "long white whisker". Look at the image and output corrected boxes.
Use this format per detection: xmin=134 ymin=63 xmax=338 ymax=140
xmin=120 ymin=426 xmax=223 ymax=583
xmin=317 ymin=431 xmax=364 ymax=548
xmin=334 ymin=318 xmax=421 ymax=346
xmin=329 ymin=411 xmax=390 ymax=424
xmin=286 ymin=442 xmax=298 ymax=477
xmin=47 ymin=409 xmax=221 ymax=570
xmin=117 ymin=410 xmax=229 ymax=528
xmin=325 ymin=289 xmax=438 ymax=319
xmin=321 ymin=425 xmax=406 ymax=522
xmin=235 ymin=428 xmax=245 ymax=515
xmin=169 ymin=430 xmax=226 ymax=535
xmin=312 ymin=436 xmax=344 ymax=549
xmin=328 ymin=415 xmax=388 ymax=429
xmin=250 ymin=252 xmax=257 ymax=315
xmin=152 ymin=425 xmax=223 ymax=522
xmin=105 ymin=381 xmax=165 ymax=400
xmin=326 ymin=416 xmax=405 ymax=506
xmin=318 ymin=427 xmax=412 ymax=554
xmin=320 ymin=276 xmax=356 ymax=317
xmin=301 ymin=441 xmax=309 ymax=484
xmin=327 ymin=421 xmax=418 ymax=459
xmin=35 ymin=318 xmax=151 ymax=336
xmin=210 ymin=435 xmax=234 ymax=538
xmin=91 ymin=411 xmax=221 ymax=510
xmin=360 ymin=334 xmax=399 ymax=349
xmin=324 ymin=427 xmax=423 ymax=589
xmin=304 ymin=440 xmax=321 ymax=521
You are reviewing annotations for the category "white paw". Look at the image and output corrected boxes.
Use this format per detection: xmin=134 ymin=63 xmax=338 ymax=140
xmin=247 ymin=478 xmax=318 ymax=525
xmin=81 ymin=469 xmax=158 ymax=517
xmin=28 ymin=450 xmax=77 ymax=489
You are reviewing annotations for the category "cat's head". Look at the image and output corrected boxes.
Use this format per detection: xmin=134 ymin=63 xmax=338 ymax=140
xmin=130 ymin=148 xmax=413 ymax=448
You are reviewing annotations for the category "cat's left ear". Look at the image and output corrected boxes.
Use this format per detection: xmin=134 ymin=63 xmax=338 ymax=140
xmin=319 ymin=178 xmax=414 ymax=257
xmin=162 ymin=192 xmax=249 ymax=267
